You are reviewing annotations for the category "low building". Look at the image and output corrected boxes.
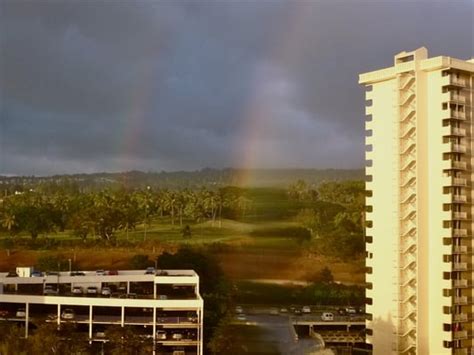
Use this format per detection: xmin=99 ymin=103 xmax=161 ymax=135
xmin=0 ymin=268 xmax=203 ymax=355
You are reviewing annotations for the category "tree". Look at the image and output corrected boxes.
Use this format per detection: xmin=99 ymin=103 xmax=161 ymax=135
xmin=129 ymin=254 xmax=153 ymax=269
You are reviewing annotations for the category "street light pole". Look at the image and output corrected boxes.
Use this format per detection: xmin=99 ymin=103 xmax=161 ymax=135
xmin=68 ymin=259 xmax=72 ymax=272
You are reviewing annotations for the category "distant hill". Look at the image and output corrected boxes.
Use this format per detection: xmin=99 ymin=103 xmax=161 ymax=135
xmin=0 ymin=168 xmax=364 ymax=190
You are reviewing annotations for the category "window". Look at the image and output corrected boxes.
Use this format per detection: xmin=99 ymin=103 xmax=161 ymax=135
xmin=443 ymin=272 xmax=451 ymax=280
xmin=443 ymin=324 xmax=452 ymax=332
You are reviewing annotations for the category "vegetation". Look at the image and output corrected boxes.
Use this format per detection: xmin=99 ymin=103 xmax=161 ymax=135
xmin=0 ymin=177 xmax=366 ymax=352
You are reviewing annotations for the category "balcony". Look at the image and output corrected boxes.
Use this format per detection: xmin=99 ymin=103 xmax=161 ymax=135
xmin=443 ymin=75 xmax=467 ymax=88
xmin=452 ymin=194 xmax=467 ymax=203
xmin=451 ymin=94 xmax=466 ymax=103
xmin=454 ymin=296 xmax=468 ymax=305
xmin=451 ymin=144 xmax=467 ymax=153
xmin=443 ymin=160 xmax=467 ymax=171
xmin=443 ymin=126 xmax=466 ymax=137
xmin=452 ymin=212 xmax=468 ymax=220
xmin=453 ymin=262 xmax=468 ymax=271
xmin=452 ymin=229 xmax=468 ymax=238
xmin=444 ymin=110 xmax=467 ymax=121
xmin=453 ymin=313 xmax=468 ymax=322
xmin=453 ymin=330 xmax=468 ymax=340
xmin=453 ymin=279 xmax=469 ymax=288
xmin=453 ymin=245 xmax=468 ymax=254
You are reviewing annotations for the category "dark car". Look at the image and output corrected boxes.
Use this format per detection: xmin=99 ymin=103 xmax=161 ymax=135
xmin=108 ymin=270 xmax=119 ymax=276
xmin=6 ymin=271 xmax=18 ymax=277
xmin=70 ymin=271 xmax=86 ymax=276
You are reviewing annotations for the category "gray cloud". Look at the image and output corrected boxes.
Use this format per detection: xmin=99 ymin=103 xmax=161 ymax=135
xmin=0 ymin=0 xmax=473 ymax=175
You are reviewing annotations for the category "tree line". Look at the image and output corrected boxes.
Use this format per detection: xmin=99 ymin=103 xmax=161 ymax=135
xmin=0 ymin=186 xmax=249 ymax=241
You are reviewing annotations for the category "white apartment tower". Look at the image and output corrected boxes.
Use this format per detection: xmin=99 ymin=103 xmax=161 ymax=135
xmin=359 ymin=47 xmax=474 ymax=355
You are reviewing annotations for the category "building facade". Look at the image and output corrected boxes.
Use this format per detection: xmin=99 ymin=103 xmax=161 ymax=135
xmin=0 ymin=268 xmax=203 ymax=355
xmin=359 ymin=48 xmax=474 ymax=354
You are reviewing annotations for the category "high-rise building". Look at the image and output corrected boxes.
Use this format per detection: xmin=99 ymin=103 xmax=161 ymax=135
xmin=359 ymin=47 xmax=474 ymax=354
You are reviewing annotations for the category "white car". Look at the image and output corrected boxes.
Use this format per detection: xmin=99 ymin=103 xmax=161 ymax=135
xmin=61 ymin=309 xmax=75 ymax=320
xmin=101 ymin=287 xmax=111 ymax=296
xmin=44 ymin=285 xmax=59 ymax=295
xmin=235 ymin=306 xmax=243 ymax=314
xmin=72 ymin=286 xmax=83 ymax=295
xmin=16 ymin=308 xmax=26 ymax=318
xmin=321 ymin=312 xmax=334 ymax=321
xmin=87 ymin=286 xmax=98 ymax=295
xmin=345 ymin=306 xmax=357 ymax=314
xmin=237 ymin=314 xmax=247 ymax=321
xmin=302 ymin=306 xmax=311 ymax=314
xmin=96 ymin=270 xmax=106 ymax=276
xmin=172 ymin=333 xmax=183 ymax=341
xmin=156 ymin=330 xmax=167 ymax=340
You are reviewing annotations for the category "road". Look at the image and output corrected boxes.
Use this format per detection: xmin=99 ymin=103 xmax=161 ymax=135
xmin=238 ymin=313 xmax=332 ymax=355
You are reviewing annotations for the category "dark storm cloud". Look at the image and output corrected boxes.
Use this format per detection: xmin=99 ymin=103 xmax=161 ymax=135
xmin=0 ymin=0 xmax=473 ymax=175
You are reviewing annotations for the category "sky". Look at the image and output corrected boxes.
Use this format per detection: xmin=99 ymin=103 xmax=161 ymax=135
xmin=0 ymin=0 xmax=473 ymax=176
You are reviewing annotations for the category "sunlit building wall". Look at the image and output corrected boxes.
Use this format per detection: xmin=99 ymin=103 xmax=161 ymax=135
xmin=359 ymin=47 xmax=474 ymax=355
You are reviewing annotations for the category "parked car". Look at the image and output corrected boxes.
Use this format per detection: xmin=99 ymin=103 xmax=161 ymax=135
xmin=302 ymin=306 xmax=311 ymax=314
xmin=44 ymin=285 xmax=59 ymax=295
xmin=321 ymin=312 xmax=334 ymax=321
xmin=16 ymin=308 xmax=26 ymax=318
xmin=237 ymin=314 xmax=247 ymax=321
xmin=156 ymin=330 xmax=167 ymax=340
xmin=96 ymin=270 xmax=106 ymax=276
xmin=107 ymin=270 xmax=119 ymax=276
xmin=6 ymin=271 xmax=18 ymax=277
xmin=235 ymin=306 xmax=243 ymax=314
xmin=87 ymin=286 xmax=98 ymax=295
xmin=145 ymin=267 xmax=155 ymax=275
xmin=279 ymin=308 xmax=288 ymax=313
xmin=293 ymin=308 xmax=302 ymax=315
xmin=345 ymin=306 xmax=357 ymax=314
xmin=0 ymin=309 xmax=9 ymax=317
xmin=101 ymin=287 xmax=111 ymax=296
xmin=72 ymin=286 xmax=83 ymax=295
xmin=269 ymin=308 xmax=278 ymax=315
xmin=45 ymin=271 xmax=59 ymax=276
xmin=126 ymin=293 xmax=137 ymax=299
xmin=94 ymin=330 xmax=106 ymax=338
xmin=31 ymin=271 xmax=43 ymax=277
xmin=187 ymin=313 xmax=198 ymax=323
xmin=70 ymin=271 xmax=85 ymax=276
xmin=171 ymin=333 xmax=183 ymax=341
xmin=61 ymin=309 xmax=75 ymax=320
